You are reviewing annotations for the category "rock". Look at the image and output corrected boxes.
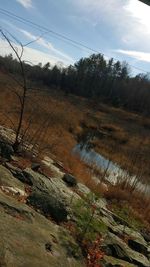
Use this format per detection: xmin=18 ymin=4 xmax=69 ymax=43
xmin=0 ymin=141 xmax=14 ymax=160
xmin=0 ymin=165 xmax=25 ymax=192
xmin=5 ymin=162 xmax=22 ymax=173
xmin=42 ymin=156 xmax=54 ymax=165
xmin=22 ymin=170 xmax=33 ymax=185
xmin=24 ymin=168 xmax=80 ymax=206
xmin=45 ymin=242 xmax=52 ymax=252
xmin=10 ymin=155 xmax=19 ymax=162
xmin=31 ymin=163 xmax=40 ymax=172
xmin=141 ymin=229 xmax=150 ymax=243
xmin=23 ymin=168 xmax=48 ymax=190
xmin=148 ymin=245 xmax=150 ymax=260
xmin=102 ymin=255 xmax=137 ymax=267
xmin=27 ymin=189 xmax=68 ymax=222
xmin=112 ymin=213 xmax=130 ymax=227
xmin=42 ymin=156 xmax=64 ymax=178
xmin=98 ymin=208 xmax=149 ymax=263
xmin=1 ymin=185 xmax=26 ymax=197
xmin=95 ymin=198 xmax=108 ymax=209
xmin=128 ymin=236 xmax=148 ymax=257
xmin=0 ymin=126 xmax=16 ymax=144
xmin=14 ymin=171 xmax=32 ymax=185
xmin=63 ymin=173 xmax=77 ymax=187
xmin=109 ymin=224 xmax=148 ymax=256
xmin=99 ymin=209 xmax=116 ymax=227
xmin=77 ymin=183 xmax=91 ymax=195
xmin=0 ymin=190 xmax=84 ymax=267
xmin=58 ymin=228 xmax=83 ymax=260
xmin=0 ymin=164 xmax=27 ymax=199
xmin=102 ymin=232 xmax=150 ymax=267
xmin=4 ymin=162 xmax=32 ymax=185
xmin=0 ymin=190 xmax=33 ymax=222
xmin=21 ymin=168 xmax=150 ymax=265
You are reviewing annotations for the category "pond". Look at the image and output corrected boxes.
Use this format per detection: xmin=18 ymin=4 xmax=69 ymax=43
xmin=73 ymin=144 xmax=150 ymax=195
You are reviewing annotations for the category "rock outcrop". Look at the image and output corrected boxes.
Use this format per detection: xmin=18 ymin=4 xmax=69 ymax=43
xmin=0 ymin=190 xmax=84 ymax=267
xmin=63 ymin=173 xmax=77 ymax=187
xmin=27 ymin=189 xmax=68 ymax=222
xmin=0 ymin=151 xmax=149 ymax=267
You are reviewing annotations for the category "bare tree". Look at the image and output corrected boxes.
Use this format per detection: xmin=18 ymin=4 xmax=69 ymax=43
xmin=0 ymin=29 xmax=28 ymax=151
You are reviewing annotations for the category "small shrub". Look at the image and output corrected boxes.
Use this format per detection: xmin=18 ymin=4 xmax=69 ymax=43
xmin=73 ymin=194 xmax=107 ymax=242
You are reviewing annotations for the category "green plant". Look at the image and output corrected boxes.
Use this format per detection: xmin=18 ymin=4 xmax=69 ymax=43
xmin=73 ymin=194 xmax=107 ymax=242
xmin=111 ymin=203 xmax=144 ymax=231
xmin=58 ymin=229 xmax=83 ymax=259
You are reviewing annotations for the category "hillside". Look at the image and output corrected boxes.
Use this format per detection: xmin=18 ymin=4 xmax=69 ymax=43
xmin=0 ymin=126 xmax=150 ymax=267
xmin=0 ymin=69 xmax=150 ymax=266
xmin=0 ymin=71 xmax=150 ymax=185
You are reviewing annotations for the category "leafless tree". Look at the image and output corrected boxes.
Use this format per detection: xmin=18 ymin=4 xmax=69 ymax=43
xmin=0 ymin=29 xmax=28 ymax=151
xmin=0 ymin=28 xmax=49 ymax=152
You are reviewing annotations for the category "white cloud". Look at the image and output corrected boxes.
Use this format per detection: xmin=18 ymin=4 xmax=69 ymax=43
xmin=72 ymin=0 xmax=150 ymax=51
xmin=16 ymin=0 xmax=33 ymax=9
xmin=19 ymin=29 xmax=74 ymax=64
xmin=125 ymin=0 xmax=150 ymax=33
xmin=0 ymin=39 xmax=70 ymax=66
xmin=116 ymin=49 xmax=150 ymax=63
xmin=72 ymin=0 xmax=126 ymax=20
xmin=73 ymin=0 xmax=150 ymax=26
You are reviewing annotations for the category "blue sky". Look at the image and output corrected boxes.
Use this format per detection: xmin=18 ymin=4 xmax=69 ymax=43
xmin=0 ymin=0 xmax=150 ymax=74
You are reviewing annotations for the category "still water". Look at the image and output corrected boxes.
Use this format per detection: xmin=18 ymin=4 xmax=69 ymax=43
xmin=73 ymin=144 xmax=150 ymax=194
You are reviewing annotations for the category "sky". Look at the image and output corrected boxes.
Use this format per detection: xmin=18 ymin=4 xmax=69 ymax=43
xmin=0 ymin=0 xmax=150 ymax=74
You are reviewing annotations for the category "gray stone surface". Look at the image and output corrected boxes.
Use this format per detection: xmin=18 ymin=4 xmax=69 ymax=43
xmin=0 ymin=161 xmax=149 ymax=267
xmin=27 ymin=189 xmax=68 ymax=222
xmin=0 ymin=165 xmax=25 ymax=191
xmin=0 ymin=141 xmax=14 ymax=160
xmin=77 ymin=182 xmax=91 ymax=195
xmin=0 ymin=190 xmax=84 ymax=267
xmin=103 ymin=232 xmax=150 ymax=267
xmin=63 ymin=173 xmax=77 ymax=187
xmin=24 ymin=168 xmax=80 ymax=206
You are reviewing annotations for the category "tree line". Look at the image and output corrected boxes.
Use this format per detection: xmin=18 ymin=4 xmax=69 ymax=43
xmin=0 ymin=53 xmax=150 ymax=115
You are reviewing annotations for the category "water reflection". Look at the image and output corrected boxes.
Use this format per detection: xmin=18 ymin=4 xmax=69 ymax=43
xmin=73 ymin=144 xmax=150 ymax=194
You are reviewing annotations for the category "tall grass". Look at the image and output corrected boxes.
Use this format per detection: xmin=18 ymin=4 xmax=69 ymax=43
xmin=0 ymin=72 xmax=150 ymax=229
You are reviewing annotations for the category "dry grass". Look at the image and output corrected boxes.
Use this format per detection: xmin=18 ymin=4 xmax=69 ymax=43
xmin=0 ymin=71 xmax=150 ymax=176
xmin=103 ymin=185 xmax=150 ymax=229
xmin=0 ymin=70 xmax=150 ymax=178
xmin=0 ymin=72 xmax=150 ymax=229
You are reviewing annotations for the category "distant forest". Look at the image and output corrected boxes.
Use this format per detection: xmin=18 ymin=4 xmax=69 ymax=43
xmin=0 ymin=53 xmax=150 ymax=115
